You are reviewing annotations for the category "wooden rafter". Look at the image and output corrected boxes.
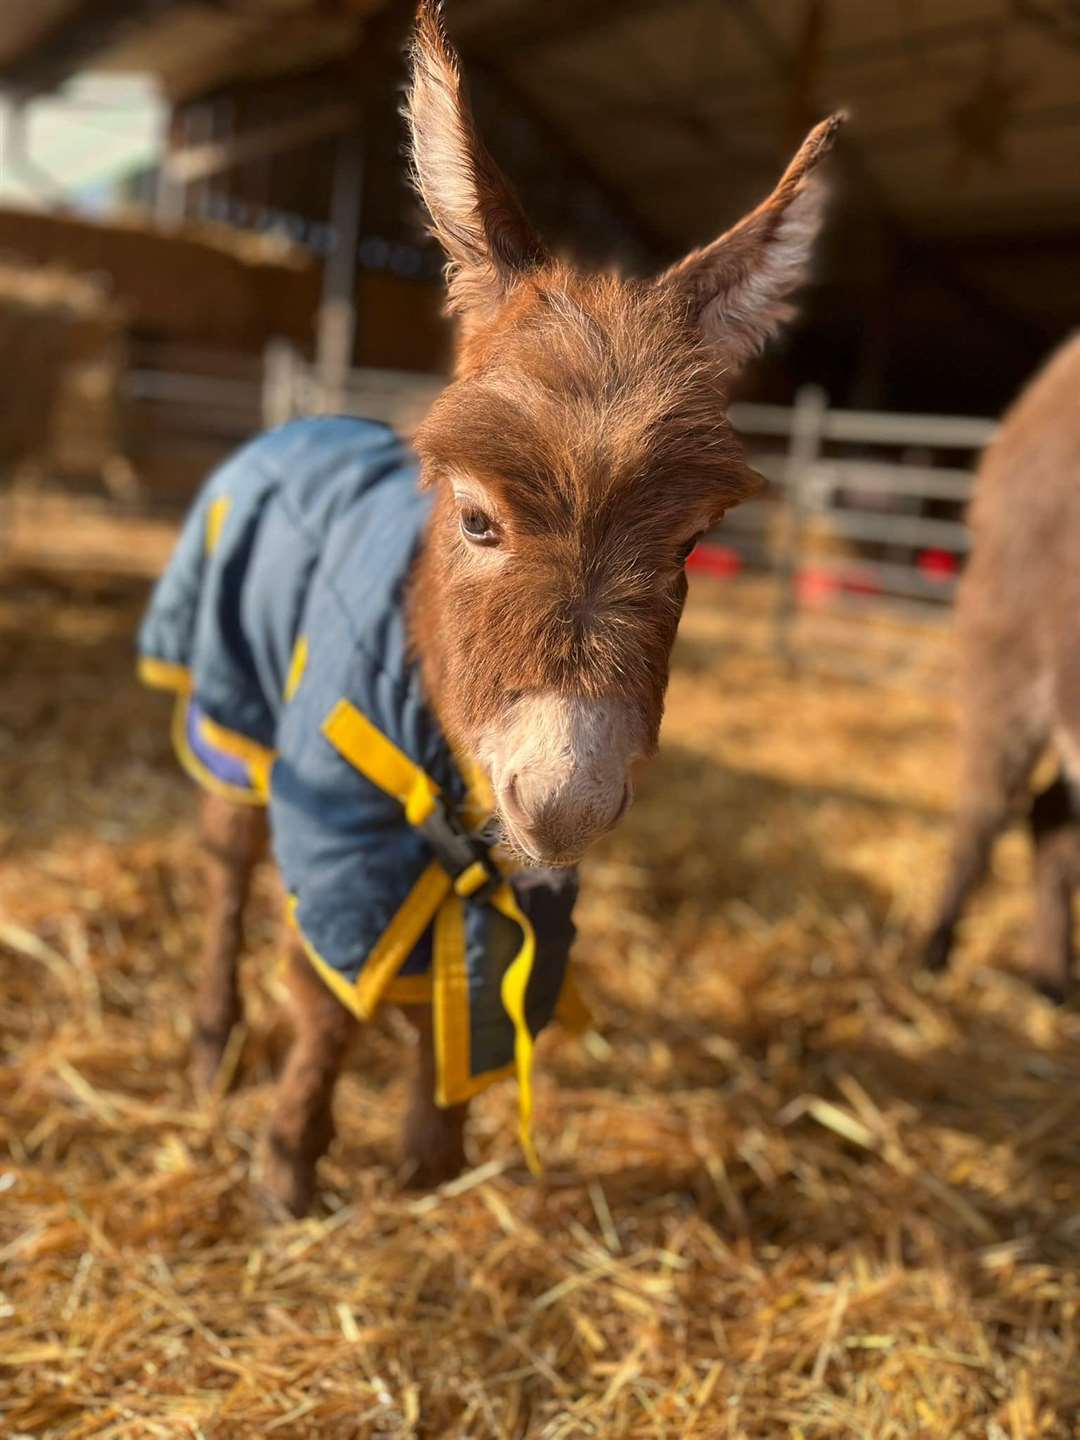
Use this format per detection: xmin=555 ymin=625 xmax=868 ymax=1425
xmin=0 ymin=0 xmax=166 ymax=95
xmin=463 ymin=52 xmax=671 ymax=262
xmin=456 ymin=0 xmax=676 ymax=52
xmin=726 ymin=0 xmax=1048 ymax=355
xmin=164 ymin=102 xmax=358 ymax=183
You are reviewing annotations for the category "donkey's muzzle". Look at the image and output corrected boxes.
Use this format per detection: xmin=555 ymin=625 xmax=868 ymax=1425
xmin=480 ymin=692 xmax=644 ymax=866
xmin=500 ymin=773 xmax=631 ymax=867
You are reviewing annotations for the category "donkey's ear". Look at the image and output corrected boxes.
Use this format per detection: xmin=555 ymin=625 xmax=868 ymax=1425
xmin=406 ymin=1 xmax=546 ymax=320
xmin=657 ymin=113 xmax=845 ymax=373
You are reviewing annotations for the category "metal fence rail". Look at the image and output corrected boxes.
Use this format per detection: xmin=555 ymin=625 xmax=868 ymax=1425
xmin=6 ymin=342 xmax=997 ymax=679
xmin=135 ymin=348 xmax=997 ymax=670
xmin=716 ymin=385 xmax=997 ymax=665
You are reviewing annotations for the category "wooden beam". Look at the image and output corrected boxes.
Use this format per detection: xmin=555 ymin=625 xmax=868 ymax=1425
xmin=317 ymin=129 xmax=364 ymax=411
xmin=164 ymin=102 xmax=358 ymax=184
xmin=457 ymin=0 xmax=676 ymax=53
xmin=726 ymin=0 xmax=1049 ymax=358
xmin=464 ymin=55 xmax=671 ymax=263
xmin=0 ymin=0 xmax=168 ymax=95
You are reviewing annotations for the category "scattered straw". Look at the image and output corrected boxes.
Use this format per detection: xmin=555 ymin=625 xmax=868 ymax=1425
xmin=2 ymin=577 xmax=1080 ymax=1437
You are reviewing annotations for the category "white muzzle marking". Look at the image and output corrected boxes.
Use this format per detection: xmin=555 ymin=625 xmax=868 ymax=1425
xmin=475 ymin=692 xmax=643 ymax=864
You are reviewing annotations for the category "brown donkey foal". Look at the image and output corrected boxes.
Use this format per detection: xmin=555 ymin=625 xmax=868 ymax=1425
xmin=924 ymin=334 xmax=1080 ymax=1002
xmin=179 ymin=1 xmax=842 ymax=1215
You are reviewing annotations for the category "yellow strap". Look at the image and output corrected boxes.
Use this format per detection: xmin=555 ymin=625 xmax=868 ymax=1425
xmin=283 ymin=634 xmax=308 ymax=702
xmin=431 ymin=897 xmax=515 ymax=1106
xmin=432 ymin=893 xmax=469 ymax=1105
xmin=321 ymin=694 xmax=543 ymax=1171
xmin=383 ymin=973 xmax=434 ymax=1005
xmin=322 ymin=698 xmax=441 ymax=825
xmin=491 ymin=881 xmax=542 ymax=1175
xmin=453 ymin=860 xmax=490 ymax=898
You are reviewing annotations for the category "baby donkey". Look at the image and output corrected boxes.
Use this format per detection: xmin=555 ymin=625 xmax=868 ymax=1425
xmin=140 ymin=0 xmax=842 ymax=1214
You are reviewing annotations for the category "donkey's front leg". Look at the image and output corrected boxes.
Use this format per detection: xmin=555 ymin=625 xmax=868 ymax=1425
xmin=190 ymin=793 xmax=267 ymax=1092
xmin=260 ymin=947 xmax=356 ymax=1217
xmin=399 ymin=1005 xmax=469 ymax=1188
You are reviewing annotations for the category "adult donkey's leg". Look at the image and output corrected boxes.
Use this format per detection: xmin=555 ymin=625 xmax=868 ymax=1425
xmin=261 ymin=946 xmax=357 ymax=1217
xmin=400 ymin=1005 xmax=468 ymax=1188
xmin=923 ymin=658 xmax=1046 ymax=973
xmin=1028 ymin=775 xmax=1077 ymax=1005
xmin=190 ymin=793 xmax=267 ymax=1092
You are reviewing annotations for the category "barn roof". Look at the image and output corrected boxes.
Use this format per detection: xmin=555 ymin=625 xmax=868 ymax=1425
xmin=2 ymin=0 xmax=1078 ymax=404
xmin=2 ymin=0 xmax=1078 ymax=248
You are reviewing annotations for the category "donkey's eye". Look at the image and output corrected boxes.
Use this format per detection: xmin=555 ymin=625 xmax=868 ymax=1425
xmin=677 ymin=531 xmax=705 ymax=566
xmin=459 ymin=507 xmax=500 ymax=546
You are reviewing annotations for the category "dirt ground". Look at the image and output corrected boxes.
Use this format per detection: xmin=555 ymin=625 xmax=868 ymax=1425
xmin=2 ymin=576 xmax=1078 ymax=1439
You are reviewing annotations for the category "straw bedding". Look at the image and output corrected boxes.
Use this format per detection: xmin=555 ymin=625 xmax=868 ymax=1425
xmin=2 ymin=576 xmax=1079 ymax=1439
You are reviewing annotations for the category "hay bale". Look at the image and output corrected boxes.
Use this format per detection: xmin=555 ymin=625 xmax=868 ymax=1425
xmin=0 ymin=263 xmax=126 ymax=481
xmin=0 ymin=206 xmax=318 ymax=350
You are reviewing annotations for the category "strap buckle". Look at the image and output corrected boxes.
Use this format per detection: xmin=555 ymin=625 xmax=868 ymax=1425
xmin=417 ymin=797 xmax=502 ymax=902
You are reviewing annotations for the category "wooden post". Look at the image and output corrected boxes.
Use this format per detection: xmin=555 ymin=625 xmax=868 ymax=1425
xmin=773 ymin=384 xmax=826 ymax=669
xmin=262 ymin=339 xmax=303 ymax=429
xmin=315 ymin=129 xmax=364 ymax=415
xmin=153 ymin=107 xmax=184 ymax=226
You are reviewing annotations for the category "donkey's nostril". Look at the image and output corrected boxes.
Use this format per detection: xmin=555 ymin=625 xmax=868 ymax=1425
xmin=501 ymin=772 xmax=528 ymax=825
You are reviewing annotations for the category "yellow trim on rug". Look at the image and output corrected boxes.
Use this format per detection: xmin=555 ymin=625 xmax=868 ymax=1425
xmin=138 ymin=656 xmax=192 ymax=694
xmin=354 ymin=861 xmax=451 ymax=1017
xmin=197 ymin=713 xmax=275 ymax=797
xmin=205 ymin=495 xmax=231 ymax=554
xmin=286 ymin=863 xmax=451 ymax=1021
xmin=286 ymin=896 xmax=367 ymax=1018
xmin=171 ymin=697 xmax=266 ymax=808
xmin=283 ymin=634 xmax=309 ymax=702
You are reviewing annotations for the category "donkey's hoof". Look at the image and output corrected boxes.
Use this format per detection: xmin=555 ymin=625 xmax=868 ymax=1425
xmin=255 ymin=1133 xmax=318 ymax=1219
xmin=189 ymin=1033 xmax=229 ymax=1096
xmin=1031 ymin=974 xmax=1071 ymax=1007
xmin=401 ymin=1107 xmax=467 ymax=1190
xmin=400 ymin=1147 xmax=467 ymax=1191
xmin=189 ymin=1023 xmax=243 ymax=1096
xmin=921 ymin=927 xmax=953 ymax=974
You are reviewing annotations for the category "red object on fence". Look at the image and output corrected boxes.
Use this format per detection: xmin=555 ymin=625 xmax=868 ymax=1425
xmin=841 ymin=567 xmax=881 ymax=597
xmin=918 ymin=548 xmax=958 ymax=581
xmin=796 ymin=567 xmax=840 ymax=606
xmin=796 ymin=565 xmax=882 ymax=606
xmin=687 ymin=544 xmax=741 ymax=579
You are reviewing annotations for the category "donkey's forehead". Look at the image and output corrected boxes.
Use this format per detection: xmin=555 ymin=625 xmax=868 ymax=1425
xmin=490 ymin=275 xmax=712 ymax=395
xmin=416 ymin=279 xmax=744 ymax=512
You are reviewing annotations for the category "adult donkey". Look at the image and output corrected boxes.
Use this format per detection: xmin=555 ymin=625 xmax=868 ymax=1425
xmin=924 ymin=334 xmax=1080 ymax=1002
xmin=140 ymin=0 xmax=842 ymax=1215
